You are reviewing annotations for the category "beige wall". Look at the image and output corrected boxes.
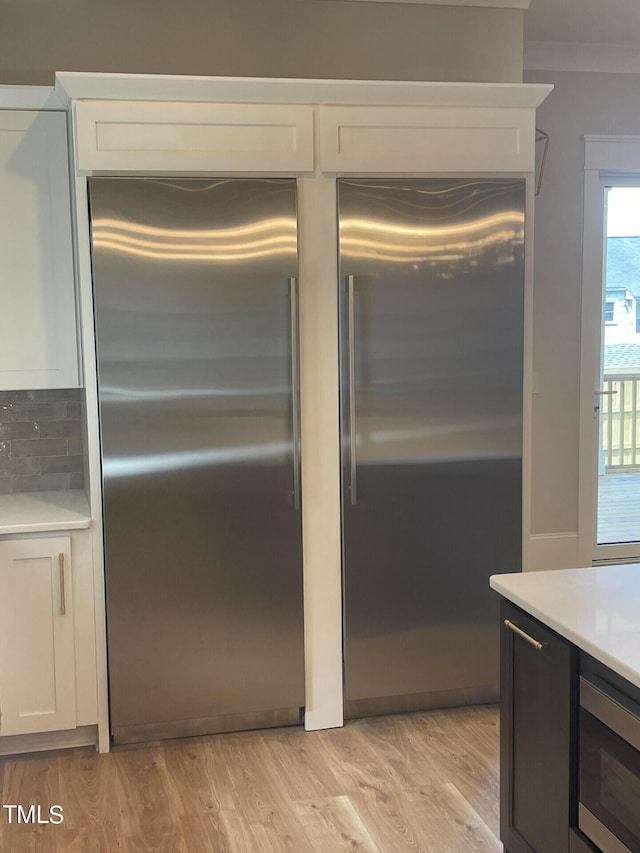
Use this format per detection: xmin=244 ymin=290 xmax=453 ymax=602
xmin=0 ymin=0 xmax=523 ymax=85
xmin=525 ymin=69 xmax=640 ymax=535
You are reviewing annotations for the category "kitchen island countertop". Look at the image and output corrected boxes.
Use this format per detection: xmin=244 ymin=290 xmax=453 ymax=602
xmin=0 ymin=490 xmax=91 ymax=534
xmin=490 ymin=564 xmax=640 ymax=689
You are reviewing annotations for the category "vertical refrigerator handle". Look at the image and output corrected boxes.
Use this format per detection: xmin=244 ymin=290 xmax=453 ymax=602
xmin=347 ymin=275 xmax=357 ymax=505
xmin=289 ymin=277 xmax=302 ymax=511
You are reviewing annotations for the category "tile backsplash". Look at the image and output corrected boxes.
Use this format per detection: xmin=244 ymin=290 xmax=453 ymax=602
xmin=0 ymin=389 xmax=85 ymax=495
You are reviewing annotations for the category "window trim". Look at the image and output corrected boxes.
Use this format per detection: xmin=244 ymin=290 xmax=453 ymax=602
xmin=579 ymin=136 xmax=640 ymax=564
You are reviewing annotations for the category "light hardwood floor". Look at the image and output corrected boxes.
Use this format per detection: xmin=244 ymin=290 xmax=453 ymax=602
xmin=0 ymin=704 xmax=501 ymax=852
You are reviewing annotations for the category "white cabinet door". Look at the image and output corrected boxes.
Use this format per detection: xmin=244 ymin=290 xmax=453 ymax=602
xmin=0 ymin=536 xmax=76 ymax=736
xmin=318 ymin=105 xmax=535 ymax=174
xmin=0 ymin=111 xmax=78 ymax=390
xmin=74 ymin=100 xmax=315 ymax=174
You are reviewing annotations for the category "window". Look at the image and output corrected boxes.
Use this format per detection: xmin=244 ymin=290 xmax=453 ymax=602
xmin=604 ymin=301 xmax=614 ymax=322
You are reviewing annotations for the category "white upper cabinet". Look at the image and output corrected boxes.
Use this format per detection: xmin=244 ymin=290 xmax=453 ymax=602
xmin=0 ymin=110 xmax=79 ymax=390
xmin=318 ymin=105 xmax=535 ymax=174
xmin=74 ymin=100 xmax=315 ymax=174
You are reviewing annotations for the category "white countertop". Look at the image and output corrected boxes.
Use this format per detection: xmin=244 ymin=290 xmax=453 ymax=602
xmin=0 ymin=490 xmax=92 ymax=534
xmin=491 ymin=565 xmax=640 ymax=689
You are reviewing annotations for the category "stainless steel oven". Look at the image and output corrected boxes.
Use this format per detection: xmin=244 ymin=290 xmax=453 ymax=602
xmin=579 ymin=674 xmax=640 ymax=852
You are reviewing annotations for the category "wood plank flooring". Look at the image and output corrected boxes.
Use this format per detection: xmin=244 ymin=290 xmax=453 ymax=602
xmin=0 ymin=704 xmax=501 ymax=852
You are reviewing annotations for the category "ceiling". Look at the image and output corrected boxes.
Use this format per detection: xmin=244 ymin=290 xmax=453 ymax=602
xmin=524 ymin=0 xmax=640 ymax=46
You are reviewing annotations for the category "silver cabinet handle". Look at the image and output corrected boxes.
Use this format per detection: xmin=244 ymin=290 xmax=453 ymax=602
xmin=289 ymin=277 xmax=302 ymax=511
xmin=59 ymin=552 xmax=66 ymax=616
xmin=347 ymin=275 xmax=357 ymax=505
xmin=504 ymin=619 xmax=545 ymax=651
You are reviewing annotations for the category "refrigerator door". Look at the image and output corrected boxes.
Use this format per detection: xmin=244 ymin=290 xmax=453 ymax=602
xmin=338 ymin=177 xmax=525 ymax=715
xmin=89 ymin=177 xmax=304 ymax=743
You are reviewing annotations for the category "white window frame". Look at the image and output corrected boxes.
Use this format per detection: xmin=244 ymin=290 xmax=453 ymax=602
xmin=578 ymin=135 xmax=640 ymax=564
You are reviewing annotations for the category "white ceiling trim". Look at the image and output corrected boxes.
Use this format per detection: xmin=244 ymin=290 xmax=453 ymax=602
xmin=525 ymin=40 xmax=640 ymax=75
xmin=320 ymin=0 xmax=530 ymax=6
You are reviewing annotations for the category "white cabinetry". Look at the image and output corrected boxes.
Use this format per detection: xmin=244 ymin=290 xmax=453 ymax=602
xmin=318 ymin=104 xmax=535 ymax=173
xmin=74 ymin=100 xmax=314 ymax=174
xmin=0 ymin=110 xmax=78 ymax=390
xmin=66 ymin=75 xmax=552 ymax=738
xmin=0 ymin=536 xmax=76 ymax=735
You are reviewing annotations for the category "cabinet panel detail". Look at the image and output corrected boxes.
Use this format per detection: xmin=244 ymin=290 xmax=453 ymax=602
xmin=0 ymin=537 xmax=76 ymax=736
xmin=75 ymin=101 xmax=314 ymax=173
xmin=319 ymin=105 xmax=534 ymax=173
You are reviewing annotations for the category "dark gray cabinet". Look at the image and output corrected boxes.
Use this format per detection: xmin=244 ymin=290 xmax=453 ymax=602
xmin=500 ymin=600 xmax=579 ymax=853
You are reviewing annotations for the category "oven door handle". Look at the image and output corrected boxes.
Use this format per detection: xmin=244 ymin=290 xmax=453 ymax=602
xmin=580 ymin=675 xmax=640 ymax=752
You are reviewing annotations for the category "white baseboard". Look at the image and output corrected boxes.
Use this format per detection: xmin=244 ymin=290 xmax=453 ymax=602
xmin=526 ymin=532 xmax=579 ymax=572
xmin=0 ymin=725 xmax=98 ymax=756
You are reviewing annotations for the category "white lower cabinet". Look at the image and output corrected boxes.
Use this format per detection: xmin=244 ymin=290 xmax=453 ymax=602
xmin=0 ymin=536 xmax=77 ymax=736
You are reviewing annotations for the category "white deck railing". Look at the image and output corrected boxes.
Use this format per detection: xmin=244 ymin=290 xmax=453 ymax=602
xmin=602 ymin=373 xmax=640 ymax=469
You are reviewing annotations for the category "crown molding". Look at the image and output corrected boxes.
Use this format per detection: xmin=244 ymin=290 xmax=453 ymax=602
xmin=525 ymin=40 xmax=640 ymax=75
xmin=55 ymin=72 xmax=551 ymax=109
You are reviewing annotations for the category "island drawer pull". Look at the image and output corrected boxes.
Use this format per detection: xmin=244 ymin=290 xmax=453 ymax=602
xmin=59 ymin=552 xmax=66 ymax=616
xmin=504 ymin=619 xmax=545 ymax=651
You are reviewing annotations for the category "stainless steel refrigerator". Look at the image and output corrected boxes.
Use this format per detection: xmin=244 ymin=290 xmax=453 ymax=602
xmin=89 ymin=177 xmax=304 ymax=744
xmin=338 ymin=177 xmax=525 ymax=717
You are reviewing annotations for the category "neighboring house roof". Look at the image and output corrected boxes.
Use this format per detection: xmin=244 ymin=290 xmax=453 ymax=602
xmin=604 ymin=342 xmax=640 ymax=370
xmin=606 ymin=237 xmax=640 ymax=298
